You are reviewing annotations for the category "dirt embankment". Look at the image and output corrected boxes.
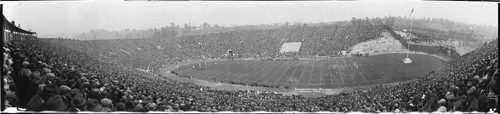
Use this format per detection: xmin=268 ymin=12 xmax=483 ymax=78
xmin=348 ymin=30 xmax=409 ymax=55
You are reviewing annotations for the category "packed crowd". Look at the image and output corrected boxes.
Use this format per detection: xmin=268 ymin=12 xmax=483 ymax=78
xmin=44 ymin=24 xmax=384 ymax=74
xmin=2 ymin=38 xmax=497 ymax=112
xmin=2 ymin=40 xmax=207 ymax=112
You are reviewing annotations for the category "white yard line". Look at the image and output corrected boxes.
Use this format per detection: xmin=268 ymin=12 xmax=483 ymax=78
xmin=226 ymin=61 xmax=257 ymax=81
xmin=341 ymin=57 xmax=356 ymax=83
xmin=308 ymin=60 xmax=317 ymax=85
xmin=262 ymin=62 xmax=287 ymax=83
xmin=297 ymin=61 xmax=309 ymax=85
xmin=236 ymin=60 xmax=264 ymax=81
xmin=361 ymin=57 xmax=385 ymax=76
xmin=334 ymin=58 xmax=344 ymax=84
xmin=243 ymin=62 xmax=278 ymax=82
xmin=319 ymin=59 xmax=324 ymax=85
xmin=273 ymin=62 xmax=296 ymax=84
xmin=347 ymin=57 xmax=367 ymax=82
xmin=229 ymin=60 xmax=263 ymax=81
xmin=285 ymin=61 xmax=302 ymax=84
xmin=252 ymin=61 xmax=282 ymax=82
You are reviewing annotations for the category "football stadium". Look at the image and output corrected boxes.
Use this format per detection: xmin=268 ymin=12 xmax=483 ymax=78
xmin=172 ymin=49 xmax=447 ymax=88
xmin=1 ymin=2 xmax=498 ymax=113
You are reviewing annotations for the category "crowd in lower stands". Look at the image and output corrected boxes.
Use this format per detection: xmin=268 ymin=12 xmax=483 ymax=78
xmin=2 ymin=38 xmax=498 ymax=112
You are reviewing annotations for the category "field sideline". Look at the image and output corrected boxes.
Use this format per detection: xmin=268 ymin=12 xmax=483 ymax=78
xmin=173 ymin=53 xmax=446 ymax=88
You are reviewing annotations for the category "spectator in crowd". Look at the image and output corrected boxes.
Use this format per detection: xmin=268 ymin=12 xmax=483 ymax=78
xmin=67 ymin=94 xmax=86 ymax=112
xmin=436 ymin=99 xmax=447 ymax=112
xmin=100 ymin=98 xmax=114 ymax=112
xmin=26 ymin=84 xmax=68 ymax=111
xmin=2 ymin=37 xmax=497 ymax=112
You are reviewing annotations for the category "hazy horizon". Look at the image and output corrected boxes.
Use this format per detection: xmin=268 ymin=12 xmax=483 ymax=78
xmin=2 ymin=1 xmax=498 ymax=37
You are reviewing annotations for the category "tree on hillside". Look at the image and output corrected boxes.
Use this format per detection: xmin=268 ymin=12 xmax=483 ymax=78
xmin=170 ymin=22 xmax=179 ymax=29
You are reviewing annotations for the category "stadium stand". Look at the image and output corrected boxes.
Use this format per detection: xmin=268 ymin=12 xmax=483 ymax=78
xmin=3 ymin=37 xmax=497 ymax=112
xmin=2 ymin=13 xmax=497 ymax=112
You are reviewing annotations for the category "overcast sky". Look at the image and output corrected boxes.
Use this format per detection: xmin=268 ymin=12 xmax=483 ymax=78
xmin=2 ymin=1 xmax=497 ymax=36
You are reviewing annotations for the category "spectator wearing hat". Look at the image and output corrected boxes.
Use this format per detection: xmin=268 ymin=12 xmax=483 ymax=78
xmin=164 ymin=105 xmax=174 ymax=112
xmin=42 ymin=68 xmax=51 ymax=74
xmin=88 ymin=88 xmax=102 ymax=100
xmin=477 ymin=90 xmax=489 ymax=112
xmin=44 ymin=94 xmax=70 ymax=111
xmin=452 ymin=99 xmax=463 ymax=112
xmin=5 ymin=85 xmax=19 ymax=107
xmin=68 ymin=94 xmax=86 ymax=112
xmin=436 ymin=99 xmax=447 ymax=112
xmin=445 ymin=91 xmax=456 ymax=111
xmin=445 ymin=91 xmax=455 ymax=101
xmin=26 ymin=84 xmax=67 ymax=111
xmin=59 ymin=85 xmax=71 ymax=96
xmin=14 ymin=61 xmax=32 ymax=107
xmin=59 ymin=85 xmax=72 ymax=106
xmin=44 ymin=73 xmax=56 ymax=84
xmin=100 ymin=98 xmax=114 ymax=112
xmin=84 ymin=99 xmax=103 ymax=112
xmin=125 ymin=100 xmax=135 ymax=110
xmin=45 ymin=73 xmax=55 ymax=77
xmin=157 ymin=105 xmax=167 ymax=112
xmin=69 ymin=88 xmax=82 ymax=98
xmin=10 ymin=52 xmax=25 ymax=75
xmin=133 ymin=104 xmax=144 ymax=112
xmin=115 ymin=102 xmax=126 ymax=111
xmin=467 ymin=97 xmax=479 ymax=112
xmin=27 ymin=71 xmax=42 ymax=94
xmin=487 ymin=77 xmax=497 ymax=96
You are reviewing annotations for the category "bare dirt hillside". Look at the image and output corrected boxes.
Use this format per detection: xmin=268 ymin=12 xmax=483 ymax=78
xmin=348 ymin=30 xmax=408 ymax=54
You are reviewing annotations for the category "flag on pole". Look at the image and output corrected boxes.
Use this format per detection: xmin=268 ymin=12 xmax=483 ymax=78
xmin=409 ymin=7 xmax=414 ymax=17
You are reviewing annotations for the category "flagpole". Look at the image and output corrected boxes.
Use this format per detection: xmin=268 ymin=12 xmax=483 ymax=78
xmin=407 ymin=8 xmax=414 ymax=59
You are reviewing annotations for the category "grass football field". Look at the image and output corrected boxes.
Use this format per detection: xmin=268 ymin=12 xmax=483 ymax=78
xmin=173 ymin=53 xmax=446 ymax=88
